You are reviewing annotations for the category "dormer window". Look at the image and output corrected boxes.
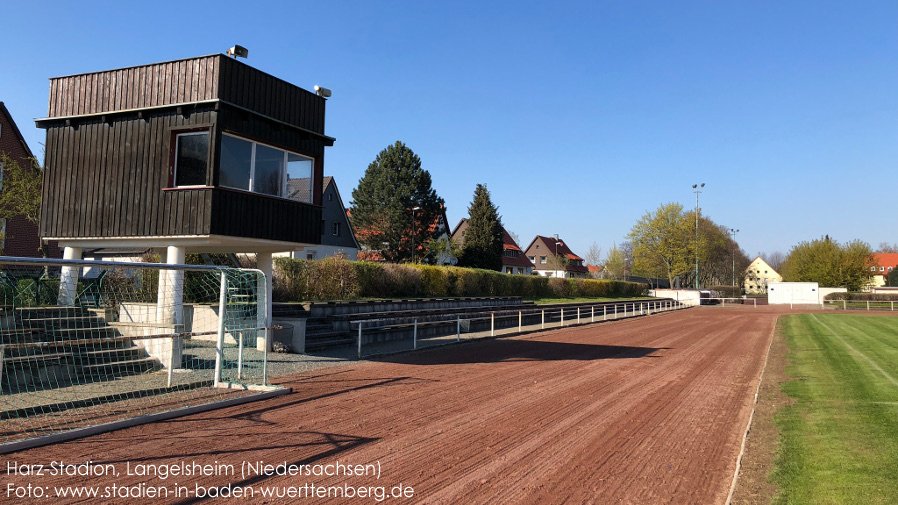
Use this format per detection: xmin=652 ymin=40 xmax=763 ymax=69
xmin=220 ymin=133 xmax=314 ymax=202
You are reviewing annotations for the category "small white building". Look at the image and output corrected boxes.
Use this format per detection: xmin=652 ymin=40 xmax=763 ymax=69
xmin=768 ymin=282 xmax=847 ymax=305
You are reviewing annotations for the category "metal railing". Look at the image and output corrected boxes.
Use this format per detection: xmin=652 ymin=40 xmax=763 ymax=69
xmin=350 ymin=299 xmax=688 ymax=358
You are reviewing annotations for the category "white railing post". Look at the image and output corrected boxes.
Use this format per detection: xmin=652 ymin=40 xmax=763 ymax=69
xmin=614 ymin=304 xmax=618 ymax=319
xmin=519 ymin=311 xmax=522 ymax=333
xmin=542 ymin=310 xmax=545 ymax=329
xmin=457 ymin=317 xmax=461 ymax=341
xmin=357 ymin=321 xmax=363 ymax=358
xmin=213 ymin=271 xmax=227 ymax=388
xmin=867 ymin=301 xmax=870 ymax=311
xmin=491 ymin=313 xmax=495 ymax=337
xmin=577 ymin=307 xmax=581 ymax=325
xmin=561 ymin=308 xmax=564 ymax=327
xmin=843 ymin=300 xmax=846 ymax=310
xmin=591 ymin=306 xmax=595 ymax=323
xmin=414 ymin=319 xmax=418 ymax=350
xmin=604 ymin=305 xmax=607 ymax=321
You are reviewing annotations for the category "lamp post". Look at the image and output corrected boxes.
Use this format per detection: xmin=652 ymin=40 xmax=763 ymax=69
xmin=411 ymin=206 xmax=421 ymax=263
xmin=554 ymin=234 xmax=561 ymax=278
xmin=730 ymin=228 xmax=739 ymax=288
xmin=692 ymin=183 xmax=704 ymax=289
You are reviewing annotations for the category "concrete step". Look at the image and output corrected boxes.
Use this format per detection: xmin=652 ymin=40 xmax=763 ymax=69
xmin=79 ymin=357 xmax=160 ymax=376
xmin=305 ymin=337 xmax=355 ymax=351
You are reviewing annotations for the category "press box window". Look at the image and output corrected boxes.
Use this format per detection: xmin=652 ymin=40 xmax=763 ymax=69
xmin=220 ymin=133 xmax=314 ymax=202
xmin=174 ymin=132 xmax=209 ymax=187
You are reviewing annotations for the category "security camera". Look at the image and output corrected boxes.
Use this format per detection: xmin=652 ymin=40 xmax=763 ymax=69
xmin=314 ymin=85 xmax=332 ymax=98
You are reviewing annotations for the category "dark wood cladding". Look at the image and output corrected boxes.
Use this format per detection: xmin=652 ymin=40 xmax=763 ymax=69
xmin=40 ymin=110 xmax=216 ymax=239
xmin=39 ymin=54 xmax=330 ymax=248
xmin=40 ymin=108 xmax=323 ymax=243
xmin=210 ymin=188 xmax=321 ymax=244
xmin=47 ymin=56 xmax=220 ymax=118
xmin=217 ymin=56 xmax=324 ymax=134
xmin=46 ymin=54 xmax=326 ymax=135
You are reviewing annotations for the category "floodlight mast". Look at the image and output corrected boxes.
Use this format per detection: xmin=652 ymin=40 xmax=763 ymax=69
xmin=692 ymin=183 xmax=705 ymax=289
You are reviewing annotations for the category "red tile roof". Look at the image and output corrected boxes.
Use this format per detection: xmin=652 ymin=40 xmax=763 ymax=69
xmin=524 ymin=235 xmax=588 ymax=273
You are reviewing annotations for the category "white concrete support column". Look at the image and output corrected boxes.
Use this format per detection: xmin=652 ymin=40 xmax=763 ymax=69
xmin=159 ymin=246 xmax=186 ymax=325
xmin=146 ymin=246 xmax=185 ymax=370
xmin=256 ymin=252 xmax=273 ymax=352
xmin=58 ymin=246 xmax=83 ymax=306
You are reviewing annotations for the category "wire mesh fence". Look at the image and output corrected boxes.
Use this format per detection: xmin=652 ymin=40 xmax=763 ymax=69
xmin=0 ymin=256 xmax=278 ymax=448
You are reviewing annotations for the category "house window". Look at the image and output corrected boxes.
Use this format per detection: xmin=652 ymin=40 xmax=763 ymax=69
xmin=174 ymin=132 xmax=210 ymax=187
xmin=219 ymin=133 xmax=314 ymax=201
xmin=540 ymin=256 xmax=547 ymax=264
xmin=332 ymin=222 xmax=340 ymax=236
xmin=328 ymin=193 xmax=333 ymax=201
xmin=529 ymin=256 xmax=535 ymax=263
xmin=881 ymin=267 xmax=885 ymax=272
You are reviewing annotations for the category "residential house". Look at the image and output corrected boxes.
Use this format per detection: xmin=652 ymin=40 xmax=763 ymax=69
xmin=450 ymin=218 xmax=534 ymax=274
xmin=524 ymin=235 xmax=588 ymax=278
xmin=355 ymin=205 xmax=454 ymax=264
xmin=35 ymin=53 xmax=334 ymax=331
xmin=866 ymin=253 xmax=898 ymax=290
xmin=743 ymin=257 xmax=782 ymax=294
xmin=279 ymin=176 xmax=359 ymax=260
xmin=0 ymin=102 xmax=53 ymax=257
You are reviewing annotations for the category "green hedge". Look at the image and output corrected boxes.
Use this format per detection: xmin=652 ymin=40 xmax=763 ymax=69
xmin=709 ymin=285 xmax=742 ymax=298
xmin=273 ymin=258 xmax=648 ymax=302
xmin=824 ymin=292 xmax=898 ymax=302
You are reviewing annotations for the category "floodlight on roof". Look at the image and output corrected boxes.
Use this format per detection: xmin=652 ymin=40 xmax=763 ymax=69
xmin=227 ymin=45 xmax=249 ymax=59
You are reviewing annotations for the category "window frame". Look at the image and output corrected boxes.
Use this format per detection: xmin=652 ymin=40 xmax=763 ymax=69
xmin=219 ymin=132 xmax=315 ymax=201
xmin=171 ymin=129 xmax=211 ymax=188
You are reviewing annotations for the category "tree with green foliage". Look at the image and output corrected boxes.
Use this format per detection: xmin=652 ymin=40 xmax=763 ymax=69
xmin=350 ymin=141 xmax=445 ymax=263
xmin=888 ymin=266 xmax=898 ymax=287
xmin=0 ymin=153 xmax=44 ymax=256
xmin=458 ymin=184 xmax=504 ymax=270
xmin=603 ymin=243 xmax=627 ymax=280
xmin=780 ymin=235 xmax=873 ymax=291
xmin=627 ymin=203 xmax=692 ymax=286
xmin=627 ymin=202 xmax=749 ymax=288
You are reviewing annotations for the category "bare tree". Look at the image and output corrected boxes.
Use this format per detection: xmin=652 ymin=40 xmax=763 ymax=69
xmin=585 ymin=242 xmax=603 ymax=278
xmin=877 ymin=242 xmax=898 ymax=254
xmin=761 ymin=251 xmax=786 ymax=272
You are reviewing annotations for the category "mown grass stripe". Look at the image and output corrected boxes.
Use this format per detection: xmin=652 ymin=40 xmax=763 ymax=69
xmin=772 ymin=314 xmax=898 ymax=505
xmin=810 ymin=314 xmax=898 ymax=389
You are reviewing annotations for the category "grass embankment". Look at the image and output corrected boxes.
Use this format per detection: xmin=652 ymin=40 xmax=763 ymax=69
xmin=773 ymin=314 xmax=898 ymax=504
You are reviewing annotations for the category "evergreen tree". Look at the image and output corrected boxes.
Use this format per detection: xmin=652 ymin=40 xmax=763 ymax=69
xmin=459 ymin=184 xmax=504 ymax=271
xmin=350 ymin=141 xmax=444 ymax=263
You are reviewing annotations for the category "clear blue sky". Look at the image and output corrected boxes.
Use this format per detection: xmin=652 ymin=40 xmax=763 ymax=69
xmin=2 ymin=1 xmax=895 ymax=260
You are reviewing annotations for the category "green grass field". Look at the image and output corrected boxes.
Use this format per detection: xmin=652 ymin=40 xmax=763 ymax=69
xmin=773 ymin=314 xmax=898 ymax=504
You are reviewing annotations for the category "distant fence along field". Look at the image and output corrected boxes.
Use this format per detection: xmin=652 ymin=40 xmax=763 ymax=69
xmin=273 ymin=258 xmax=649 ymax=302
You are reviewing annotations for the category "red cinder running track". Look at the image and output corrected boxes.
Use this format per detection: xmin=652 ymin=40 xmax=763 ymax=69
xmin=3 ymin=307 xmax=781 ymax=504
